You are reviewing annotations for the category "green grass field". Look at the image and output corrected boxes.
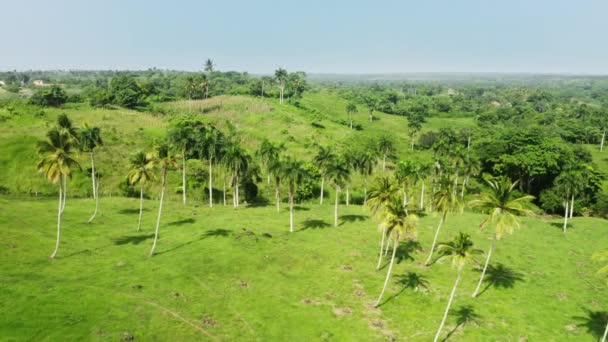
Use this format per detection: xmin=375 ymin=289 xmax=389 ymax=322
xmin=1 ymin=196 xmax=606 ymax=341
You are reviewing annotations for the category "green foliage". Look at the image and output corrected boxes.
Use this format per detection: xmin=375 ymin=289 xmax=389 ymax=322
xmin=29 ymin=85 xmax=67 ymax=107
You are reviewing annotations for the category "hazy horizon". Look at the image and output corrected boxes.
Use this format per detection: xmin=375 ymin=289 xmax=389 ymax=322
xmin=3 ymin=0 xmax=608 ymax=74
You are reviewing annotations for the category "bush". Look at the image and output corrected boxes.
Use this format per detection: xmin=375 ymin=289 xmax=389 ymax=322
xmin=29 ymin=85 xmax=67 ymax=107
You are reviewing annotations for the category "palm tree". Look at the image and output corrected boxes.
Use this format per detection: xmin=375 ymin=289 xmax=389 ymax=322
xmin=223 ymin=143 xmax=250 ymax=208
xmin=204 ymin=58 xmax=214 ymax=73
xmin=168 ymin=121 xmax=195 ymax=205
xmin=275 ymin=68 xmax=288 ymax=104
xmin=592 ymin=251 xmax=608 ymax=342
xmin=56 ymin=114 xmax=79 ymax=213
xmin=149 ymin=144 xmax=178 ymax=257
xmin=450 ymin=147 xmax=466 ymax=195
xmin=354 ymin=150 xmax=376 ymax=205
xmin=425 ymin=175 xmax=460 ymax=266
xmin=268 ymin=158 xmax=284 ymax=212
xmin=313 ymin=146 xmax=336 ymax=205
xmin=461 ymin=154 xmax=481 ymax=200
xmin=257 ymin=139 xmax=284 ymax=201
xmin=326 ymin=160 xmax=350 ymax=227
xmin=377 ymin=135 xmax=394 ymax=172
xmin=555 ymin=170 xmax=583 ymax=233
xmin=469 ymin=177 xmax=534 ymax=297
xmin=36 ymin=128 xmax=80 ymax=258
xmin=127 ymin=151 xmax=155 ymax=231
xmin=433 ymin=233 xmax=483 ymax=342
xmin=374 ymin=198 xmax=418 ymax=307
xmin=346 ymin=103 xmax=357 ymax=129
xmin=80 ymin=123 xmax=103 ymax=223
xmin=196 ymin=125 xmax=223 ymax=207
xmin=395 ymin=161 xmax=414 ymax=210
xmin=366 ymin=177 xmax=399 ymax=269
xmin=280 ymin=158 xmax=308 ymax=232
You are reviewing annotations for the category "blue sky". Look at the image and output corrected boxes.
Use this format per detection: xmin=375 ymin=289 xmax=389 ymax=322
xmin=3 ymin=0 xmax=608 ymax=73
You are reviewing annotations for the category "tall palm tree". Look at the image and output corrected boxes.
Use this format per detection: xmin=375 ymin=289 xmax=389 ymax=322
xmin=433 ymin=233 xmax=483 ymax=342
xmin=374 ymin=198 xmax=418 ymax=307
xmin=461 ymin=154 xmax=481 ymax=200
xmin=592 ymin=251 xmax=608 ymax=342
xmin=450 ymin=147 xmax=466 ymax=195
xmin=313 ymin=146 xmax=336 ymax=205
xmin=326 ymin=160 xmax=350 ymax=227
xmin=56 ymin=114 xmax=79 ymax=213
xmin=354 ymin=150 xmax=376 ymax=205
xmin=149 ymin=144 xmax=178 ymax=257
xmin=342 ymin=150 xmax=358 ymax=206
xmin=80 ymin=123 xmax=103 ymax=223
xmin=204 ymin=58 xmax=214 ymax=73
xmin=346 ymin=103 xmax=357 ymax=129
xmin=280 ymin=158 xmax=308 ymax=232
xmin=257 ymin=139 xmax=284 ymax=201
xmin=196 ymin=125 xmax=223 ymax=207
xmin=377 ymin=135 xmax=394 ymax=172
xmin=168 ymin=121 xmax=195 ymax=205
xmin=469 ymin=177 xmax=534 ymax=297
xmin=268 ymin=158 xmax=284 ymax=212
xmin=425 ymin=175 xmax=460 ymax=266
xmin=223 ymin=143 xmax=250 ymax=208
xmin=366 ymin=177 xmax=399 ymax=270
xmin=555 ymin=170 xmax=583 ymax=233
xmin=127 ymin=151 xmax=155 ymax=231
xmin=395 ymin=161 xmax=414 ymax=210
xmin=275 ymin=68 xmax=288 ymax=104
xmin=36 ymin=128 xmax=80 ymax=259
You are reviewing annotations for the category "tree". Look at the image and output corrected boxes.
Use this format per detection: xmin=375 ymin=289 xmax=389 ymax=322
xmin=367 ymin=177 xmax=399 ymax=270
xmin=223 ymin=143 xmax=250 ymax=208
xmin=363 ymin=94 xmax=379 ymax=122
xmin=168 ymin=120 xmax=197 ymax=205
xmin=407 ymin=112 xmax=426 ymax=150
xmin=257 ymin=139 xmax=284 ymax=201
xmin=425 ymin=175 xmax=460 ymax=265
xmin=326 ymin=160 xmax=350 ymax=227
xmin=108 ymin=75 xmax=144 ymax=109
xmin=56 ymin=114 xmax=79 ymax=213
xmin=346 ymin=103 xmax=358 ymax=129
xmin=204 ymin=59 xmax=215 ymax=73
xmin=313 ymin=146 xmax=336 ymax=205
xmin=274 ymin=68 xmax=288 ymax=104
xmin=197 ymin=126 xmax=223 ymax=207
xmin=374 ymin=198 xmax=418 ymax=307
xmin=377 ymin=135 xmax=394 ymax=172
xmin=29 ymin=85 xmax=67 ymax=107
xmin=433 ymin=233 xmax=483 ymax=342
xmin=461 ymin=154 xmax=481 ymax=200
xmin=395 ymin=161 xmax=414 ymax=210
xmin=354 ymin=149 xmax=376 ymax=205
xmin=280 ymin=158 xmax=308 ymax=232
xmin=36 ymin=128 xmax=80 ymax=258
xmin=149 ymin=144 xmax=178 ymax=257
xmin=555 ymin=170 xmax=583 ymax=233
xmin=469 ymin=177 xmax=534 ymax=297
xmin=79 ymin=123 xmax=103 ymax=223
xmin=128 ymin=151 xmax=155 ymax=231
xmin=268 ymin=158 xmax=284 ymax=212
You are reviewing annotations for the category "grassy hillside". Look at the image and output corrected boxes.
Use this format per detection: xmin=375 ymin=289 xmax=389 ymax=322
xmin=1 ymin=197 xmax=606 ymax=341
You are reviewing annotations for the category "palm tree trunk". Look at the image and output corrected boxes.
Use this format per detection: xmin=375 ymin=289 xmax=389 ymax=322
xmin=364 ymin=175 xmax=368 ymax=205
xmin=208 ymin=160 xmax=213 ymax=207
xmin=420 ymin=181 xmax=425 ymax=210
xmin=563 ymin=199 xmax=569 ymax=233
xmin=346 ymin=186 xmax=350 ymax=206
xmin=434 ymin=271 xmax=462 ymax=342
xmin=384 ymin=236 xmax=391 ymax=257
xmin=276 ymin=183 xmax=281 ymax=212
xmin=382 ymin=153 xmax=386 ymax=172
xmin=223 ymin=174 xmax=227 ymax=206
xmin=267 ymin=173 xmax=271 ymax=200
xmin=289 ymin=187 xmax=294 ymax=233
xmin=235 ymin=175 xmax=240 ymax=208
xmin=182 ymin=152 xmax=187 ymax=205
xmin=150 ymin=167 xmax=166 ymax=257
xmin=467 ymin=134 xmax=471 ymax=149
xmin=601 ymin=128 xmax=606 ymax=152
xmin=460 ymin=176 xmax=467 ymax=200
xmin=61 ymin=175 xmax=67 ymax=213
xmin=50 ymin=179 xmax=63 ymax=259
xmin=425 ymin=214 xmax=446 ymax=265
xmin=601 ymin=319 xmax=608 ymax=342
xmin=137 ymin=184 xmax=144 ymax=231
xmin=350 ymin=115 xmax=353 ymax=129
xmin=88 ymin=153 xmax=98 ymax=223
xmin=472 ymin=234 xmax=495 ymax=297
xmin=376 ymin=226 xmax=386 ymax=270
xmin=320 ymin=176 xmax=325 ymax=205
xmin=334 ymin=188 xmax=340 ymax=227
xmin=453 ymin=171 xmax=459 ymax=195
xmin=374 ymin=236 xmax=399 ymax=307
xmin=570 ymin=194 xmax=574 ymax=219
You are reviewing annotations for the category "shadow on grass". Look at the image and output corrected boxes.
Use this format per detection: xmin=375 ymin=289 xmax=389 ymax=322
xmin=395 ymin=240 xmax=423 ymax=264
xmin=300 ymin=219 xmax=331 ymax=231
xmin=155 ymin=229 xmax=232 ymax=256
xmin=550 ymin=221 xmax=571 ymax=230
xmin=118 ymin=208 xmax=149 ymax=215
xmin=443 ymin=305 xmax=482 ymax=341
xmin=573 ymin=308 xmax=608 ymax=340
xmin=167 ymin=218 xmax=195 ymax=226
xmin=340 ymin=214 xmax=368 ymax=223
xmin=293 ymin=205 xmax=310 ymax=211
xmin=113 ymin=234 xmax=155 ymax=245
xmin=377 ymin=272 xmax=430 ymax=307
xmin=476 ymin=263 xmax=525 ymax=297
